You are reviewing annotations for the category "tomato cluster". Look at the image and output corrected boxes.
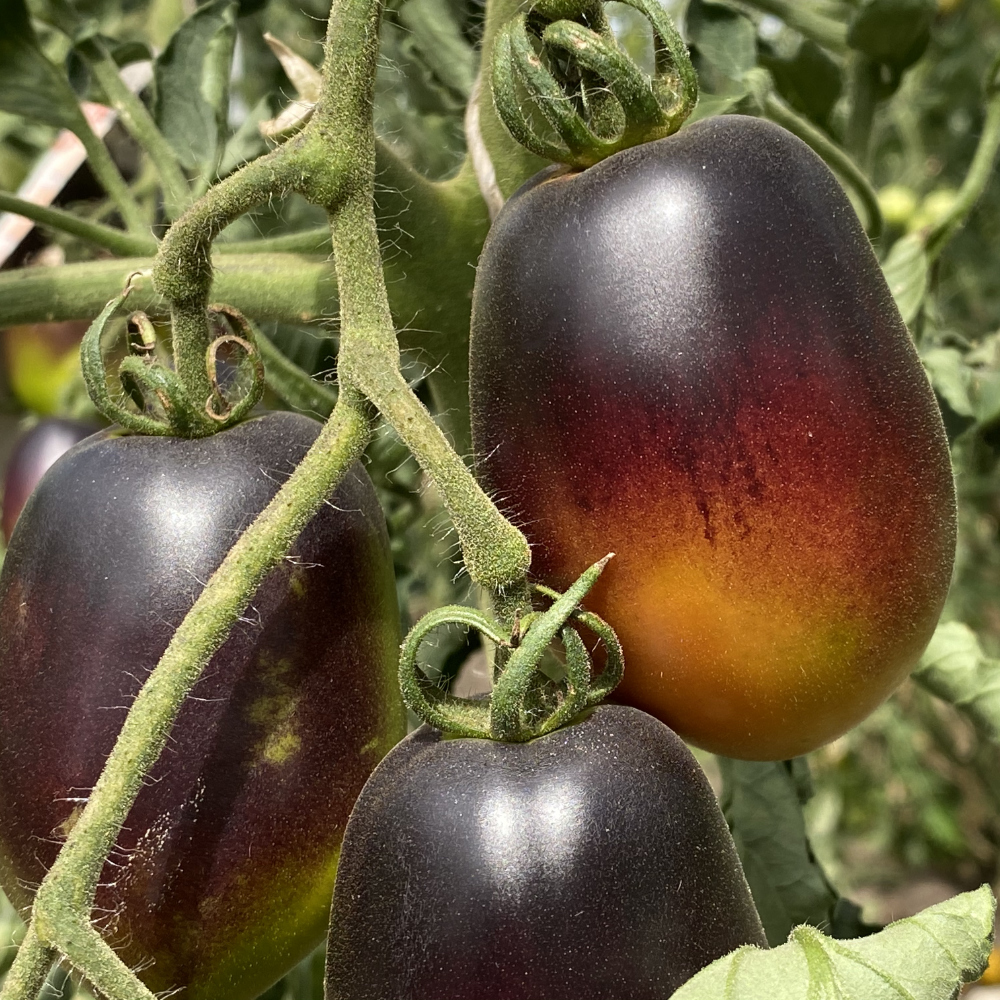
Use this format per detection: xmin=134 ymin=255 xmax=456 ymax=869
xmin=0 ymin=113 xmax=957 ymax=999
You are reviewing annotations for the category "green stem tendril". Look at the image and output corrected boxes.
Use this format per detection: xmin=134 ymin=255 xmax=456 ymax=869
xmin=399 ymin=556 xmax=624 ymax=742
xmin=0 ymin=192 xmax=157 ymax=257
xmin=925 ymin=53 xmax=1000 ymax=262
xmin=491 ymin=0 xmax=697 ymax=168
xmin=745 ymin=69 xmax=883 ymax=240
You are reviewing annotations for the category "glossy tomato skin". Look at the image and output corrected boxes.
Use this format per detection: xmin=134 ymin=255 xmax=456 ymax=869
xmin=2 ymin=418 xmax=97 ymax=541
xmin=0 ymin=411 xmax=404 ymax=1000
xmin=326 ymin=704 xmax=767 ymax=1000
xmin=470 ymin=115 xmax=956 ymax=761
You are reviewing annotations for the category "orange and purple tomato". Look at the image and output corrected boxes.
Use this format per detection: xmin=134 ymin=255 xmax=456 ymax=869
xmin=470 ymin=115 xmax=956 ymax=761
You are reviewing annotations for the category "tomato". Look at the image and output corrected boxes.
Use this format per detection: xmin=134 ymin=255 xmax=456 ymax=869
xmin=470 ymin=115 xmax=956 ymax=761
xmin=2 ymin=418 xmax=97 ymax=541
xmin=0 ymin=411 xmax=404 ymax=1000
xmin=326 ymin=704 xmax=767 ymax=999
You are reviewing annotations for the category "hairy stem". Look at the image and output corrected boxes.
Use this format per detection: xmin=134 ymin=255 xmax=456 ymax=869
xmin=0 ymin=253 xmax=337 ymax=328
xmin=154 ymin=147 xmax=310 ymax=403
xmin=0 ymin=927 xmax=54 ymax=1000
xmin=0 ymin=191 xmax=157 ymax=256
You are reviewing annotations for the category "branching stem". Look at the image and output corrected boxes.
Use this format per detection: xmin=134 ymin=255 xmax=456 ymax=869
xmin=0 ymin=191 xmax=157 ymax=256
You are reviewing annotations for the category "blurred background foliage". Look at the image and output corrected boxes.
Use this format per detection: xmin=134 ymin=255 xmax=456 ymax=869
xmin=3 ymin=0 xmax=1000 ymax=993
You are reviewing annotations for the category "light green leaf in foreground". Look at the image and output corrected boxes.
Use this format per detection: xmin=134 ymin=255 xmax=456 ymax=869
xmin=671 ymin=886 xmax=994 ymax=1000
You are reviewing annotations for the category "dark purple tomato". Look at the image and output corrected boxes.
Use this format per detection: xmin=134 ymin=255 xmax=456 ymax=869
xmin=2 ymin=418 xmax=97 ymax=541
xmin=0 ymin=411 xmax=404 ymax=1000
xmin=469 ymin=115 xmax=956 ymax=761
xmin=326 ymin=704 xmax=767 ymax=1000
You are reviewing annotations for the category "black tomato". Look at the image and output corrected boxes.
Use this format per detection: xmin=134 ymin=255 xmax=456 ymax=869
xmin=470 ymin=115 xmax=956 ymax=761
xmin=0 ymin=411 xmax=404 ymax=1000
xmin=326 ymin=704 xmax=767 ymax=1000
xmin=2 ymin=417 xmax=97 ymax=542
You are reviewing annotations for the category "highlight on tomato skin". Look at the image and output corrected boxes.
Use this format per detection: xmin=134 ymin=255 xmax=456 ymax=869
xmin=0 ymin=411 xmax=405 ymax=1000
xmin=470 ymin=114 xmax=957 ymax=762
xmin=326 ymin=704 xmax=768 ymax=1000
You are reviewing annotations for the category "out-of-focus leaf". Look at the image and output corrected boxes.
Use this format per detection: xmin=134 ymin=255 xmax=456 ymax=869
xmin=154 ymin=0 xmax=237 ymax=178
xmin=672 ymin=887 xmax=995 ymax=1000
xmin=685 ymin=0 xmax=756 ymax=83
xmin=0 ymin=0 xmax=87 ymax=131
xmin=914 ymin=621 xmax=1000 ymax=744
xmin=221 ymin=96 xmax=271 ymax=173
xmin=922 ymin=347 xmax=975 ymax=417
xmin=398 ymin=0 xmax=476 ymax=101
xmin=719 ymin=757 xmax=842 ymax=946
xmin=759 ymin=38 xmax=841 ymax=128
xmin=847 ymin=0 xmax=935 ymax=70
xmin=687 ymin=87 xmax=748 ymax=122
xmin=882 ymin=232 xmax=929 ymax=327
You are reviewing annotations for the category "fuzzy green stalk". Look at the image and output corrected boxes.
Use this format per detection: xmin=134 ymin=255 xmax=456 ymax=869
xmin=153 ymin=148 xmax=310 ymax=405
xmin=0 ymin=192 xmax=157 ymax=256
xmin=738 ymin=0 xmax=848 ymax=53
xmin=67 ymin=107 xmax=147 ymax=235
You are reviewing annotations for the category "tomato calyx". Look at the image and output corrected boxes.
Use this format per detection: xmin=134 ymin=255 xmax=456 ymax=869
xmin=399 ymin=554 xmax=623 ymax=742
xmin=81 ymin=277 xmax=265 ymax=439
xmin=491 ymin=0 xmax=698 ymax=169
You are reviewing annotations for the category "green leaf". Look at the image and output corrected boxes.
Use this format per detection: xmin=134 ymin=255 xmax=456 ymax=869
xmin=847 ymin=0 xmax=935 ymax=70
xmin=687 ymin=87 xmax=748 ymax=123
xmin=719 ymin=758 xmax=842 ymax=947
xmin=921 ymin=347 xmax=975 ymax=418
xmin=398 ymin=0 xmax=477 ymax=102
xmin=672 ymin=886 xmax=995 ymax=1000
xmin=882 ymin=232 xmax=929 ymax=327
xmin=154 ymin=0 xmax=238 ymax=178
xmin=0 ymin=0 xmax=87 ymax=131
xmin=914 ymin=621 xmax=1000 ymax=744
xmin=686 ymin=0 xmax=757 ymax=84
xmin=759 ymin=38 xmax=842 ymax=128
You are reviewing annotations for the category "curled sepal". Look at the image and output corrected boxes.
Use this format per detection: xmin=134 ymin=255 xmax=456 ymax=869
xmin=490 ymin=554 xmax=617 ymax=742
xmin=204 ymin=305 xmax=267 ymax=427
xmin=80 ymin=279 xmax=175 ymax=436
xmin=491 ymin=0 xmax=698 ymax=169
xmin=398 ymin=605 xmax=511 ymax=739
xmin=535 ymin=581 xmax=624 ymax=706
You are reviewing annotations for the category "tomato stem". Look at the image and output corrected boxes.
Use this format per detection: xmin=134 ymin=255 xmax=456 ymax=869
xmin=925 ymin=53 xmax=1000 ymax=263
